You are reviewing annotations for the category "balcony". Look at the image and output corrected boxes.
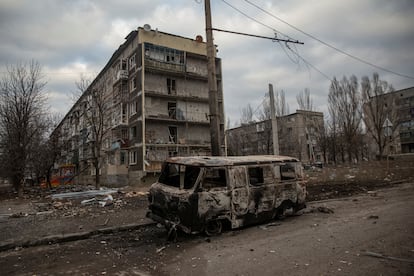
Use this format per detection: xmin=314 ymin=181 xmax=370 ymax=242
xmin=145 ymin=58 xmax=185 ymax=74
xmin=116 ymin=70 xmax=128 ymax=81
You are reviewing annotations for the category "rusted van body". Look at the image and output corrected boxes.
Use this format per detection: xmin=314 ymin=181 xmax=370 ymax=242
xmin=146 ymin=155 xmax=306 ymax=235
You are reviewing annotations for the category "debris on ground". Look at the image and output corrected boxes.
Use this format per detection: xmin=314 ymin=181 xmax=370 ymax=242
xmin=259 ymin=222 xmax=282 ymax=230
xmin=317 ymin=206 xmax=334 ymax=214
xmin=367 ymin=215 xmax=379 ymax=219
xmin=156 ymin=246 xmax=166 ymax=254
xmin=9 ymin=212 xmax=28 ymax=218
xmin=51 ymin=189 xmax=118 ymax=200
xmin=81 ymin=194 xmax=113 ymax=207
xmin=362 ymin=251 xmax=414 ymax=263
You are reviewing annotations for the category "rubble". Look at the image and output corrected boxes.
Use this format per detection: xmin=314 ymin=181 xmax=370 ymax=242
xmin=51 ymin=189 xmax=118 ymax=200
xmin=81 ymin=194 xmax=113 ymax=207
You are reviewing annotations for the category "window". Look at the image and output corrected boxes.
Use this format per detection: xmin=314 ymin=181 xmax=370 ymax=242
xmin=203 ymin=168 xmax=227 ymax=189
xmin=168 ymin=126 xmax=177 ymax=143
xmin=166 ymin=54 xmax=175 ymax=63
xmin=256 ymin=123 xmax=265 ymax=132
xmin=129 ymin=54 xmax=136 ymax=69
xmin=248 ymin=167 xmax=264 ymax=186
xmin=130 ymin=77 xmax=137 ymax=91
xmin=281 ymin=163 xmax=296 ymax=180
xmin=121 ymin=59 xmax=127 ymax=70
xmin=168 ymin=102 xmax=177 ymax=119
xmin=122 ymin=105 xmax=127 ymax=123
xmin=129 ymin=150 xmax=137 ymax=165
xmin=130 ymin=126 xmax=137 ymax=139
xmin=168 ymin=149 xmax=178 ymax=157
xmin=129 ymin=101 xmax=137 ymax=115
xmin=120 ymin=151 xmax=126 ymax=165
xmin=159 ymin=164 xmax=200 ymax=189
xmin=121 ymin=129 xmax=128 ymax=140
xmin=167 ymin=78 xmax=176 ymax=95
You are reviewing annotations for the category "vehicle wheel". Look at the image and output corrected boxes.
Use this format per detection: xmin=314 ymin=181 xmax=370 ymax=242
xmin=205 ymin=220 xmax=222 ymax=236
xmin=275 ymin=206 xmax=286 ymax=220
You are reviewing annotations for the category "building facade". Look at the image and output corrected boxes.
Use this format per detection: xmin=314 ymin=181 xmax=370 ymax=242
xmin=227 ymin=110 xmax=324 ymax=164
xmin=53 ymin=26 xmax=225 ymax=186
xmin=364 ymin=86 xmax=414 ymax=156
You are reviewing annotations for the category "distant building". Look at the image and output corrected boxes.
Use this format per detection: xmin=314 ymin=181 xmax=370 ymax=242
xmin=227 ymin=110 xmax=324 ymax=164
xmin=364 ymin=86 xmax=414 ymax=155
xmin=53 ymin=26 xmax=225 ymax=186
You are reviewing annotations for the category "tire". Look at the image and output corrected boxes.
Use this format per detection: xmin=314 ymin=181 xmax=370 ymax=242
xmin=205 ymin=220 xmax=222 ymax=236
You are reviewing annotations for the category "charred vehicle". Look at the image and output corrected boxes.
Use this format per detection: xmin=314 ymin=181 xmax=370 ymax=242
xmin=146 ymin=155 xmax=306 ymax=236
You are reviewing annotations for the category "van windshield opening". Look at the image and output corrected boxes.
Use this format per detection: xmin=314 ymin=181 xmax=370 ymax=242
xmin=159 ymin=163 xmax=200 ymax=189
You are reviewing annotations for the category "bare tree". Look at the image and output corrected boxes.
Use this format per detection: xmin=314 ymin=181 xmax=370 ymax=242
xmin=70 ymin=73 xmax=92 ymax=104
xmin=296 ymin=88 xmax=314 ymax=111
xmin=0 ymin=61 xmax=47 ymax=195
xmin=328 ymin=76 xmax=363 ymax=163
xmin=259 ymin=90 xmax=290 ymax=120
xmin=29 ymin=114 xmax=63 ymax=188
xmin=240 ymin=103 xmax=254 ymax=125
xmin=361 ymin=73 xmax=396 ymax=159
xmin=75 ymin=75 xmax=110 ymax=189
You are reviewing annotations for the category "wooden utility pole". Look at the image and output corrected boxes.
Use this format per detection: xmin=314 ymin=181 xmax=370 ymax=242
xmin=205 ymin=0 xmax=221 ymax=156
xmin=269 ymin=84 xmax=280 ymax=155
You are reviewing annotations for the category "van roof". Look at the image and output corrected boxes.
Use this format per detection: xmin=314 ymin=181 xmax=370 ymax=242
xmin=165 ymin=155 xmax=299 ymax=167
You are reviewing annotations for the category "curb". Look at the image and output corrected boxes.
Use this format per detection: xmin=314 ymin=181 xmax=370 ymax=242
xmin=0 ymin=221 xmax=157 ymax=252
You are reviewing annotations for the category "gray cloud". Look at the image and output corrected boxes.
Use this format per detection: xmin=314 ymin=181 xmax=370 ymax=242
xmin=0 ymin=0 xmax=413 ymax=124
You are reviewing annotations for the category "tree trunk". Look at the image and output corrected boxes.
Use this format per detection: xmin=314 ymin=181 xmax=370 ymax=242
xmin=95 ymin=164 xmax=100 ymax=190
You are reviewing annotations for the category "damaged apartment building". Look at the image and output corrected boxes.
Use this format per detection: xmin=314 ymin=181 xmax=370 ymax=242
xmin=227 ymin=110 xmax=324 ymax=164
xmin=53 ymin=26 xmax=225 ymax=186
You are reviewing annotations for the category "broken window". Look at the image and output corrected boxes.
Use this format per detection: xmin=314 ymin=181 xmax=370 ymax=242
xmin=130 ymin=77 xmax=137 ymax=91
xmin=129 ymin=54 xmax=136 ymax=69
xmin=184 ymin=166 xmax=200 ymax=189
xmin=281 ymin=163 xmax=296 ymax=180
xmin=168 ymin=102 xmax=177 ymax=119
xmin=159 ymin=163 xmax=200 ymax=189
xmin=129 ymin=150 xmax=137 ymax=164
xmin=129 ymin=101 xmax=137 ymax=115
xmin=248 ymin=167 xmax=264 ymax=186
xmin=168 ymin=149 xmax=178 ymax=157
xmin=168 ymin=126 xmax=177 ymax=143
xmin=120 ymin=151 xmax=126 ymax=165
xmin=256 ymin=123 xmax=265 ymax=132
xmin=167 ymin=78 xmax=176 ymax=95
xmin=121 ymin=129 xmax=128 ymax=140
xmin=203 ymin=168 xmax=227 ymax=189
xmin=130 ymin=126 xmax=137 ymax=139
xmin=121 ymin=59 xmax=127 ymax=70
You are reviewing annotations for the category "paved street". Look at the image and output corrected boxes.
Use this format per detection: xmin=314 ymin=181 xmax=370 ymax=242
xmin=1 ymin=183 xmax=413 ymax=275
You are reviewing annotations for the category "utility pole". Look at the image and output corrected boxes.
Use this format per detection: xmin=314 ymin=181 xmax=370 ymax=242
xmin=205 ymin=0 xmax=221 ymax=156
xmin=269 ymin=84 xmax=280 ymax=155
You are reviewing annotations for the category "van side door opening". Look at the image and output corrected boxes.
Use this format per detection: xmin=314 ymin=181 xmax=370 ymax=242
xmin=198 ymin=168 xmax=230 ymax=219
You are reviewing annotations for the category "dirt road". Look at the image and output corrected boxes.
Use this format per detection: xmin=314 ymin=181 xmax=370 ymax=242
xmin=1 ymin=183 xmax=413 ymax=275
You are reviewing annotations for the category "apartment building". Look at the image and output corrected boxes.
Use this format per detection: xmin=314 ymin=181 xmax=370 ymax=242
xmin=53 ymin=26 xmax=225 ymax=186
xmin=364 ymin=86 xmax=414 ymax=155
xmin=227 ymin=110 xmax=324 ymax=164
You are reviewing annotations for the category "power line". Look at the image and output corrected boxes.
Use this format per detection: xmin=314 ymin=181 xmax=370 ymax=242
xmin=219 ymin=0 xmax=331 ymax=82
xmin=211 ymin=28 xmax=303 ymax=44
xmin=221 ymin=0 xmax=290 ymax=39
xmin=243 ymin=0 xmax=414 ymax=80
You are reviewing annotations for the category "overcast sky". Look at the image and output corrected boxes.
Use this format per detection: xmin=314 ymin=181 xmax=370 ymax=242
xmin=1 ymin=0 xmax=413 ymax=126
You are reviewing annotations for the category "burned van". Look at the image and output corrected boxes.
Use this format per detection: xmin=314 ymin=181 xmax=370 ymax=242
xmin=146 ymin=155 xmax=306 ymax=236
